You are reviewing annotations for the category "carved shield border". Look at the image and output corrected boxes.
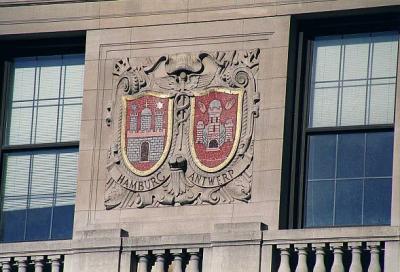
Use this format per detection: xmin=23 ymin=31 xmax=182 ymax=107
xmin=120 ymin=91 xmax=174 ymax=177
xmin=189 ymin=87 xmax=243 ymax=173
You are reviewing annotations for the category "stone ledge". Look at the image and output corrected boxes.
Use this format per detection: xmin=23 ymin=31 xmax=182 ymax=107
xmin=263 ymin=226 xmax=400 ymax=245
xmin=211 ymin=222 xmax=267 ymax=247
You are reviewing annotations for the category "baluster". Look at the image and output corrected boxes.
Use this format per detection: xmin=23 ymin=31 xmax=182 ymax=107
xmin=49 ymin=255 xmax=61 ymax=272
xmin=0 ymin=258 xmax=12 ymax=272
xmin=295 ymin=244 xmax=309 ymax=272
xmin=349 ymin=242 xmax=362 ymax=272
xmin=330 ymin=243 xmax=345 ymax=272
xmin=137 ymin=251 xmax=150 ymax=272
xmin=15 ymin=257 xmax=28 ymax=272
xmin=312 ymin=243 xmax=326 ymax=272
xmin=170 ymin=249 xmax=183 ymax=272
xmin=153 ymin=250 xmax=166 ymax=272
xmin=277 ymin=245 xmax=291 ymax=272
xmin=187 ymin=248 xmax=201 ymax=272
xmin=368 ymin=242 xmax=382 ymax=272
xmin=32 ymin=256 xmax=45 ymax=272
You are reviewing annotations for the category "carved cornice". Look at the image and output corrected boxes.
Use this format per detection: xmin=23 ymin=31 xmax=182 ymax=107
xmin=0 ymin=0 xmax=337 ymax=26
xmin=0 ymin=0 xmax=108 ymax=8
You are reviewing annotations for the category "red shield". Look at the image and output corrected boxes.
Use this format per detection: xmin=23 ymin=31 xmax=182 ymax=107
xmin=121 ymin=92 xmax=173 ymax=176
xmin=189 ymin=87 xmax=243 ymax=172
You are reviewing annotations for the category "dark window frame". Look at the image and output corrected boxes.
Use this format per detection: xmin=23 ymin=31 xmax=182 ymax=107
xmin=281 ymin=10 xmax=400 ymax=229
xmin=0 ymin=34 xmax=85 ymax=242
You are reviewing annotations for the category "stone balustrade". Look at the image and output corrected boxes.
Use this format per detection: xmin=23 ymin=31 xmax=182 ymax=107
xmin=0 ymin=240 xmax=71 ymax=272
xmin=1 ymin=226 xmax=400 ymax=272
xmin=263 ymin=227 xmax=400 ymax=272
xmin=121 ymin=232 xmax=208 ymax=272
xmin=0 ymin=255 xmax=63 ymax=272
xmin=133 ymin=248 xmax=202 ymax=272
xmin=275 ymin=241 xmax=383 ymax=272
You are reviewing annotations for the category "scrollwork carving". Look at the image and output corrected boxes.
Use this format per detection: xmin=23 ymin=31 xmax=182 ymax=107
xmin=105 ymin=49 xmax=260 ymax=209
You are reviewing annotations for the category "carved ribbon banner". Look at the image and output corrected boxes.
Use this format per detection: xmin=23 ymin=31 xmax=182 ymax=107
xmin=104 ymin=50 xmax=260 ymax=209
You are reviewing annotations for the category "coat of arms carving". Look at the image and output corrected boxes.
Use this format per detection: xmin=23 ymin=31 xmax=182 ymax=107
xmin=105 ymin=49 xmax=260 ymax=209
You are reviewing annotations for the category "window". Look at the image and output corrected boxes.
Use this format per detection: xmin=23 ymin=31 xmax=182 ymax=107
xmin=284 ymin=18 xmax=400 ymax=229
xmin=304 ymin=32 xmax=398 ymax=227
xmin=0 ymin=53 xmax=84 ymax=242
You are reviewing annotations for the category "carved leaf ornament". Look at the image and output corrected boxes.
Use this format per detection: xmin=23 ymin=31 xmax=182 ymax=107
xmin=105 ymin=50 xmax=260 ymax=209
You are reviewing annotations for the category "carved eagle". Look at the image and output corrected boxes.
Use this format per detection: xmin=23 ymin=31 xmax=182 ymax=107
xmin=153 ymin=73 xmax=215 ymax=91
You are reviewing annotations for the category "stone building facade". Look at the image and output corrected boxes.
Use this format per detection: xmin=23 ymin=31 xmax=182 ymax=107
xmin=0 ymin=1 xmax=399 ymax=272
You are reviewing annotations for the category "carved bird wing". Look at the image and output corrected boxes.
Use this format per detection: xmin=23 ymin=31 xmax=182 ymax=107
xmin=196 ymin=73 xmax=215 ymax=88
xmin=186 ymin=73 xmax=215 ymax=90
xmin=153 ymin=76 xmax=179 ymax=91
xmin=185 ymin=75 xmax=199 ymax=90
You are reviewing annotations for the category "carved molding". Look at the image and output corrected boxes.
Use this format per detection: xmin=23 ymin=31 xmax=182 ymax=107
xmin=105 ymin=49 xmax=260 ymax=209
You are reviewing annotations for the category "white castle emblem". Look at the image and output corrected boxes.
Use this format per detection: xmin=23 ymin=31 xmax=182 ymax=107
xmin=196 ymin=99 xmax=234 ymax=151
xmin=127 ymin=101 xmax=165 ymax=163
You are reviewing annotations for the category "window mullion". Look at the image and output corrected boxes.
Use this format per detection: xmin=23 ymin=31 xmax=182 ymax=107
xmin=337 ymin=35 xmax=345 ymax=127
xmin=33 ymin=62 xmax=40 ymax=145
xmin=2 ymin=141 xmax=79 ymax=153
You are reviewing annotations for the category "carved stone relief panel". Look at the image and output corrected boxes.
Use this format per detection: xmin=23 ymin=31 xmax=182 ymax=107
xmin=104 ymin=49 xmax=260 ymax=209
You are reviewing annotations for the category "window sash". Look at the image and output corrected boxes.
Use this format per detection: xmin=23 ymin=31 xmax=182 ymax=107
xmin=0 ymin=149 xmax=78 ymax=242
xmin=308 ymin=32 xmax=399 ymax=128
xmin=304 ymin=131 xmax=393 ymax=227
xmin=4 ymin=54 xmax=84 ymax=147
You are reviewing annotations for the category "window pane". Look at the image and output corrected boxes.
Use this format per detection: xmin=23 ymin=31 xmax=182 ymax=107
xmin=305 ymin=180 xmax=334 ymax=227
xmin=57 ymin=152 xmax=78 ymax=194
xmin=310 ymin=87 xmax=338 ymax=127
xmin=35 ymin=105 xmax=58 ymax=143
xmin=366 ymin=131 xmax=394 ymax=177
xmin=30 ymin=153 xmax=56 ymax=202
xmin=1 ymin=209 xmax=26 ymax=242
xmin=3 ymin=154 xmax=30 ymax=197
xmin=63 ymin=54 xmax=85 ymax=98
xmin=37 ymin=56 xmax=62 ymax=100
xmin=60 ymin=103 xmax=83 ymax=142
xmin=364 ymin=178 xmax=391 ymax=225
xmin=12 ymin=57 xmax=36 ymax=101
xmin=313 ymin=37 xmax=342 ymax=82
xmin=51 ymin=204 xmax=74 ymax=239
xmin=5 ymin=55 xmax=84 ymax=145
xmin=307 ymin=134 xmax=336 ymax=180
xmin=369 ymin=81 xmax=395 ymax=124
xmin=371 ymin=33 xmax=398 ymax=78
xmin=7 ymin=106 xmax=33 ymax=145
xmin=339 ymin=86 xmax=366 ymax=126
xmin=342 ymin=35 xmax=370 ymax=80
xmin=25 ymin=206 xmax=52 ymax=241
xmin=337 ymin=133 xmax=364 ymax=178
xmin=335 ymin=179 xmax=363 ymax=226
